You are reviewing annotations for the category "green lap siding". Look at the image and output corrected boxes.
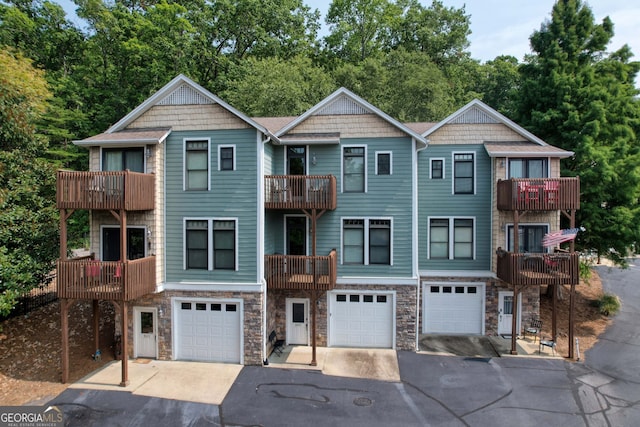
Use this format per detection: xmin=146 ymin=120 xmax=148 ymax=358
xmin=165 ymin=129 xmax=259 ymax=283
xmin=418 ymin=144 xmax=492 ymax=271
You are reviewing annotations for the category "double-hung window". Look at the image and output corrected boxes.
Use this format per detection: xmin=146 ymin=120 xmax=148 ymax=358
xmin=375 ymin=152 xmax=391 ymax=175
xmin=429 ymin=218 xmax=475 ymax=260
xmin=186 ymin=220 xmax=208 ymax=269
xmin=219 ymin=146 xmax=235 ymax=171
xmin=343 ymin=218 xmax=392 ymax=265
xmin=185 ymin=140 xmax=209 ymax=190
xmin=430 ymin=158 xmax=444 ymax=179
xmin=185 ymin=218 xmax=237 ymax=270
xmin=453 ymin=153 xmax=474 ymax=194
xmin=343 ymin=146 xmax=365 ymax=192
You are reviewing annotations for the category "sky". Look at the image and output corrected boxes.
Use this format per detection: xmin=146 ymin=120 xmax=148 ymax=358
xmin=57 ymin=0 xmax=639 ymax=63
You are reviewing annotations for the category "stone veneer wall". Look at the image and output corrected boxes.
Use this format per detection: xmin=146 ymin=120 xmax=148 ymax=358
xmin=267 ymin=284 xmax=417 ymax=351
xmin=419 ymin=276 xmax=540 ymax=337
xmin=125 ymin=290 xmax=264 ymax=365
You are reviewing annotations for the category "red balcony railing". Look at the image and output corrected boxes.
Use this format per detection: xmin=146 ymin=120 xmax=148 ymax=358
xmin=57 ymin=170 xmax=155 ymax=211
xmin=497 ymin=178 xmax=580 ymax=211
xmin=265 ymin=175 xmax=337 ymax=210
xmin=265 ymin=250 xmax=337 ymax=291
xmin=496 ymin=252 xmax=579 ymax=286
xmin=56 ymin=256 xmax=156 ymax=301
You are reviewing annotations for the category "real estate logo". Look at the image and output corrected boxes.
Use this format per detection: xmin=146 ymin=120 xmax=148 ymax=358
xmin=0 ymin=406 xmax=63 ymax=427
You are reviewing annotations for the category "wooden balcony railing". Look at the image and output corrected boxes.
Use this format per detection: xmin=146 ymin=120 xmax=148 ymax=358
xmin=56 ymin=256 xmax=156 ymax=301
xmin=497 ymin=178 xmax=580 ymax=211
xmin=265 ymin=175 xmax=337 ymax=210
xmin=496 ymin=252 xmax=579 ymax=286
xmin=57 ymin=170 xmax=155 ymax=211
xmin=265 ymin=250 xmax=337 ymax=291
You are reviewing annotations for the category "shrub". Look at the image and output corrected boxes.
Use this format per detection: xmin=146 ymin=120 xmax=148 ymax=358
xmin=597 ymin=293 xmax=621 ymax=316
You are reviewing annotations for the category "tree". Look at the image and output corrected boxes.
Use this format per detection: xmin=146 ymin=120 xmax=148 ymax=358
xmin=475 ymin=55 xmax=521 ymax=116
xmin=0 ymin=49 xmax=59 ymax=315
xmin=516 ymin=0 xmax=640 ymax=264
xmin=222 ymin=56 xmax=335 ymax=117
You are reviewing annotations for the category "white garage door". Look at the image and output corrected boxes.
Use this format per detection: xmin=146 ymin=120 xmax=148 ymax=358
xmin=175 ymin=300 xmax=241 ymax=363
xmin=329 ymin=292 xmax=394 ymax=348
xmin=423 ymin=284 xmax=484 ymax=334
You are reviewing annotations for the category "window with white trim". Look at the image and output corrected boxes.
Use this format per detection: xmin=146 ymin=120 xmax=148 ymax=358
xmin=508 ymin=158 xmax=548 ymax=178
xmin=375 ymin=151 xmax=391 ymax=175
xmin=343 ymin=146 xmax=365 ymax=192
xmin=219 ymin=145 xmax=235 ymax=171
xmin=453 ymin=153 xmax=474 ymax=194
xmin=185 ymin=218 xmax=237 ymax=270
xmin=185 ymin=140 xmax=209 ymax=190
xmin=430 ymin=158 xmax=444 ymax=179
xmin=507 ymin=224 xmax=548 ymax=253
xmin=342 ymin=218 xmax=392 ymax=265
xmin=428 ymin=217 xmax=475 ymax=260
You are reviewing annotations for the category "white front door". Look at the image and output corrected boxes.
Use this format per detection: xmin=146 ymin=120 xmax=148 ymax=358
xmin=498 ymin=291 xmax=521 ymax=336
xmin=134 ymin=307 xmax=157 ymax=358
xmin=286 ymin=298 xmax=309 ymax=345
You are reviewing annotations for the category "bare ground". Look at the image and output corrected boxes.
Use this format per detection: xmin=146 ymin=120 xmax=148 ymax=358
xmin=0 ymin=269 xmax=612 ymax=406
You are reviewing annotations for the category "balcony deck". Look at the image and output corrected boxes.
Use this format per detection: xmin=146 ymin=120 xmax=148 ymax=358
xmin=265 ymin=250 xmax=337 ymax=291
xmin=265 ymin=175 xmax=336 ymax=210
xmin=56 ymin=256 xmax=156 ymax=301
xmin=497 ymin=178 xmax=580 ymax=211
xmin=496 ymin=252 xmax=579 ymax=286
xmin=57 ymin=170 xmax=155 ymax=211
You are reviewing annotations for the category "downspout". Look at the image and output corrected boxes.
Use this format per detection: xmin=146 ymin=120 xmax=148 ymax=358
xmin=258 ymin=130 xmax=268 ymax=364
xmin=415 ymin=138 xmax=429 ymax=351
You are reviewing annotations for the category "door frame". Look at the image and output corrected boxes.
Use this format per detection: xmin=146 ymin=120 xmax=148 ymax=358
xmin=100 ymin=224 xmax=148 ymax=261
xmin=497 ymin=291 xmax=522 ymax=336
xmin=133 ymin=306 xmax=158 ymax=359
xmin=286 ymin=298 xmax=309 ymax=345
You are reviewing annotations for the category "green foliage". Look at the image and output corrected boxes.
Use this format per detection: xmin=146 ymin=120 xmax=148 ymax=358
xmin=515 ymin=0 xmax=640 ymax=266
xmin=596 ymin=293 xmax=621 ymax=316
xmin=0 ymin=49 xmax=59 ymax=316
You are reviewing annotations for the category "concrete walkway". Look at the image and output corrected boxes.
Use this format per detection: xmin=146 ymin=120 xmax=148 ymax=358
xmin=70 ymin=359 xmax=242 ymax=405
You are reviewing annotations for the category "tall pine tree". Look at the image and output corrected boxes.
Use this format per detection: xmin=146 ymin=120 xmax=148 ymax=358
xmin=516 ymin=0 xmax=640 ymax=264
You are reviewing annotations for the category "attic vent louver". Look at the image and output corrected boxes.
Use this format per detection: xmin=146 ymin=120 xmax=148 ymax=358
xmin=451 ymin=107 xmax=499 ymax=124
xmin=317 ymin=96 xmax=370 ymax=115
xmin=158 ymin=84 xmax=213 ymax=105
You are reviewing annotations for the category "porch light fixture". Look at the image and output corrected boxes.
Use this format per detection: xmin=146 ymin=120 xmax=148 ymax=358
xmin=146 ymin=147 xmax=153 ymax=158
xmin=312 ymin=153 xmax=317 ymax=165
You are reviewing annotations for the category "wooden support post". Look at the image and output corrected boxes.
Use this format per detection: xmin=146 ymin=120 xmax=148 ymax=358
xmin=120 ymin=301 xmax=129 ymax=387
xmin=510 ymin=286 xmax=519 ymax=355
xmin=60 ymin=209 xmax=67 ymax=260
xmin=93 ymin=300 xmax=100 ymax=355
xmin=61 ymin=299 xmax=70 ymax=383
xmin=552 ymin=283 xmax=558 ymax=343
xmin=568 ymin=210 xmax=576 ymax=359
xmin=310 ymin=290 xmax=317 ymax=367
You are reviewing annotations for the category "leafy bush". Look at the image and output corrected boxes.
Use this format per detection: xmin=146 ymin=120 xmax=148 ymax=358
xmin=597 ymin=293 xmax=621 ymax=316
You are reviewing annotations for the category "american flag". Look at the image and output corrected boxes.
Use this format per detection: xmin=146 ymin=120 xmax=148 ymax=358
xmin=542 ymin=228 xmax=581 ymax=247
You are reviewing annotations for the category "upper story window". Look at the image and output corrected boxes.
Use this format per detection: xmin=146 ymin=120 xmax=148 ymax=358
xmin=430 ymin=158 xmax=444 ymax=179
xmin=453 ymin=153 xmax=474 ymax=194
xmin=507 ymin=224 xmax=548 ymax=253
xmin=102 ymin=147 xmax=144 ymax=173
xmin=343 ymin=146 xmax=366 ymax=192
xmin=342 ymin=218 xmax=392 ymax=265
xmin=509 ymin=158 xmax=548 ymax=178
xmin=375 ymin=152 xmax=391 ymax=175
xmin=428 ymin=217 xmax=475 ymax=260
xmin=185 ymin=140 xmax=209 ymax=190
xmin=185 ymin=218 xmax=237 ymax=270
xmin=219 ymin=146 xmax=235 ymax=171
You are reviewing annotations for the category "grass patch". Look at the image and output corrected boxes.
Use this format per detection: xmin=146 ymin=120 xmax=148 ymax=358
xmin=596 ymin=293 xmax=621 ymax=316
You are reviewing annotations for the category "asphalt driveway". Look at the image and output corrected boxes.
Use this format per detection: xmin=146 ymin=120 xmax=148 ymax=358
xmin=47 ymin=261 xmax=640 ymax=426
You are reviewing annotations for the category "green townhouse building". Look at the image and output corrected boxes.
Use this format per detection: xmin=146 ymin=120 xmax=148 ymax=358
xmin=56 ymin=75 xmax=579 ymax=384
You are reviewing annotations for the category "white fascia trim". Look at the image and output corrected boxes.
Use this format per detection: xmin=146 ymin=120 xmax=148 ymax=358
xmin=420 ymin=270 xmax=497 ymax=278
xmin=336 ymin=277 xmax=419 ymax=286
xmin=256 ymin=130 xmax=265 ymax=286
xmin=489 ymin=151 xmax=573 ymax=158
xmin=163 ymin=282 xmax=264 ymax=292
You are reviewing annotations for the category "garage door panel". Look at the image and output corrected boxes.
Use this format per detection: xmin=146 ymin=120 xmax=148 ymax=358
xmin=424 ymin=285 xmax=483 ymax=334
xmin=329 ymin=292 xmax=393 ymax=348
xmin=176 ymin=300 xmax=241 ymax=363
